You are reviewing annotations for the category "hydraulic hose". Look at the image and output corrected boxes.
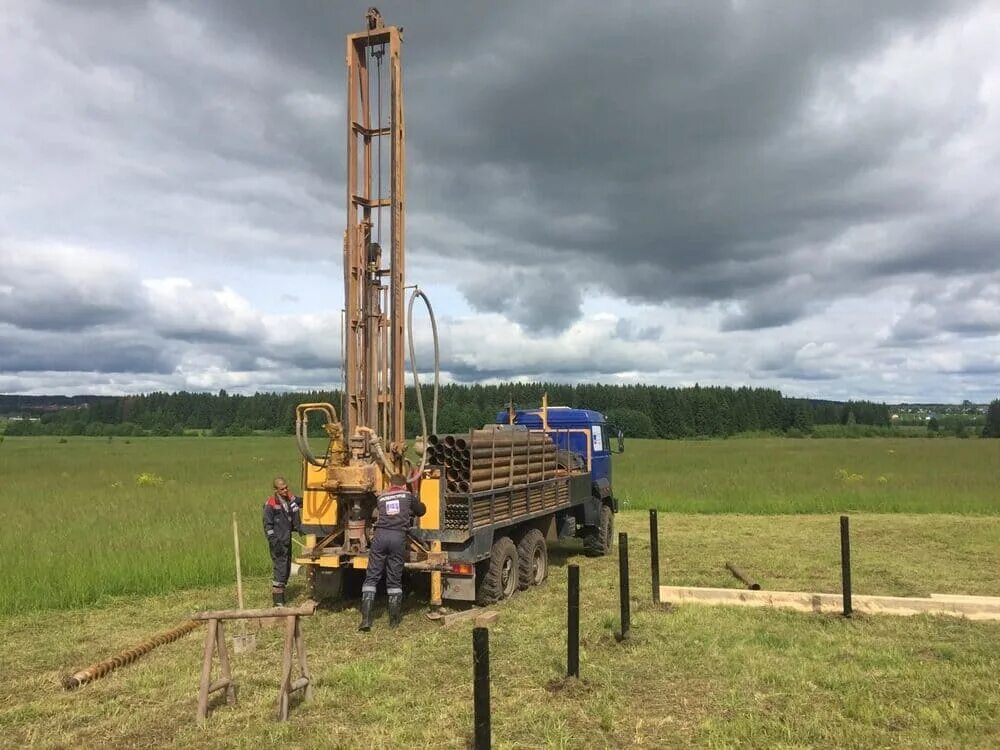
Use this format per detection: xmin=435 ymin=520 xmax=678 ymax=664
xmin=407 ymin=288 xmax=440 ymax=474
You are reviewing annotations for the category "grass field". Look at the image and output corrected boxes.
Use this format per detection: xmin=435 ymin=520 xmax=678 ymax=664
xmin=1 ymin=512 xmax=998 ymax=748
xmin=1 ymin=436 xmax=998 ymax=747
xmin=1 ymin=436 xmax=998 ymax=615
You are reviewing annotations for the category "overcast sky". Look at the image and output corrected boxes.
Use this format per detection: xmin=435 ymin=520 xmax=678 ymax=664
xmin=2 ymin=1 xmax=999 ymax=402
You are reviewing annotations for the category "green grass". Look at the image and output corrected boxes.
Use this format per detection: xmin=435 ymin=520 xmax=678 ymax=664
xmin=0 ymin=436 xmax=300 ymax=615
xmin=1 ymin=436 xmax=998 ymax=615
xmin=616 ymin=437 xmax=1000 ymax=514
xmin=1 ymin=512 xmax=997 ymax=748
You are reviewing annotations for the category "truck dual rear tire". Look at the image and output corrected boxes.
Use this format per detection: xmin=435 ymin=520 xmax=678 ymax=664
xmin=583 ymin=504 xmax=614 ymax=557
xmin=516 ymin=529 xmax=548 ymax=590
xmin=475 ymin=536 xmax=518 ymax=606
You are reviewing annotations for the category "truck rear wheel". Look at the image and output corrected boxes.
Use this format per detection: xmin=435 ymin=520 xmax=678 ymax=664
xmin=516 ymin=529 xmax=548 ymax=589
xmin=476 ymin=536 xmax=518 ymax=605
xmin=583 ymin=504 xmax=614 ymax=557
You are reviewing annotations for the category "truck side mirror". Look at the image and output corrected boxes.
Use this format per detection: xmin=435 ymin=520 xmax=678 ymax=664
xmin=617 ymin=428 xmax=625 ymax=454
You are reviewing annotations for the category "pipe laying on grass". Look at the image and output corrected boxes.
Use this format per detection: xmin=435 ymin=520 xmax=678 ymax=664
xmin=62 ymin=619 xmax=200 ymax=689
xmin=725 ymin=561 xmax=762 ymax=590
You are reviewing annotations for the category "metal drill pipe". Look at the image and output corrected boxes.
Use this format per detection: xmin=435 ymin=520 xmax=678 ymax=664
xmin=62 ymin=619 xmax=200 ymax=689
xmin=470 ymin=452 xmax=556 ymax=468
xmin=469 ymin=431 xmax=553 ymax=447
xmin=470 ymin=446 xmax=557 ymax=460
xmin=469 ymin=462 xmax=556 ymax=481
xmin=725 ymin=561 xmax=761 ymax=590
xmin=469 ymin=442 xmax=553 ymax=454
xmin=469 ymin=471 xmax=552 ymax=492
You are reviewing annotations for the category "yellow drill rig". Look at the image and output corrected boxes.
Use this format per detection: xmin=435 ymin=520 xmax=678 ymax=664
xmin=294 ymin=9 xmax=620 ymax=612
xmin=293 ymin=8 xmax=446 ymax=605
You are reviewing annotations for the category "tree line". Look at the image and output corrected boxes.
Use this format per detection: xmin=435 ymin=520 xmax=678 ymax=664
xmin=0 ymin=384 xmax=909 ymax=439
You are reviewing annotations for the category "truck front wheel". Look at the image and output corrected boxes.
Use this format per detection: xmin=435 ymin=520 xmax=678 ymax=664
xmin=476 ymin=536 xmax=519 ymax=605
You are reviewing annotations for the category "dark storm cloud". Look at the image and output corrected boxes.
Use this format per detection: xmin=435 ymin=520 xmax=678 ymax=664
xmin=2 ymin=1 xmax=999 ymax=399
xmin=0 ymin=326 xmax=173 ymax=374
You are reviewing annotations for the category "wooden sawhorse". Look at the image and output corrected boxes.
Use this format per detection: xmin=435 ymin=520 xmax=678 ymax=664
xmin=192 ymin=600 xmax=316 ymax=722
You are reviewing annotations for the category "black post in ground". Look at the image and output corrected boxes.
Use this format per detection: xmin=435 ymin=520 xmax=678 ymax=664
xmin=649 ymin=509 xmax=660 ymax=604
xmin=473 ymin=626 xmax=491 ymax=749
xmin=567 ymin=564 xmax=580 ymax=678
xmin=840 ymin=515 xmax=852 ymax=618
xmin=617 ymin=532 xmax=631 ymax=641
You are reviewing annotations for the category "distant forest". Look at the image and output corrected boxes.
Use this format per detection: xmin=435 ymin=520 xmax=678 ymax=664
xmin=0 ymin=384 xmax=893 ymax=438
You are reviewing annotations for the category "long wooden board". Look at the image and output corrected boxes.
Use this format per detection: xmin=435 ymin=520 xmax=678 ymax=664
xmin=658 ymin=586 xmax=1000 ymax=621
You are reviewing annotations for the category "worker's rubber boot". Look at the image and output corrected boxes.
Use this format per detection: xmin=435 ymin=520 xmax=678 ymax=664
xmin=388 ymin=593 xmax=403 ymax=629
xmin=272 ymin=588 xmax=285 ymax=607
xmin=358 ymin=591 xmax=375 ymax=632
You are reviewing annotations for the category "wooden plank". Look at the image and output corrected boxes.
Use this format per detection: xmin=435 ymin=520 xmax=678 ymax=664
xmin=436 ymin=607 xmax=490 ymax=627
xmin=659 ymin=586 xmax=1000 ymax=621
xmin=192 ymin=601 xmax=317 ymax=620
xmin=196 ymin=619 xmax=217 ymax=722
xmin=474 ymin=611 xmax=499 ymax=628
xmin=277 ymin=616 xmax=296 ymax=721
xmin=294 ymin=617 xmax=313 ymax=702
xmin=929 ymin=593 xmax=1000 ymax=604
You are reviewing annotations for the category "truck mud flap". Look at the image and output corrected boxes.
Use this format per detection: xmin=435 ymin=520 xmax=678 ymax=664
xmin=442 ymin=573 xmax=476 ymax=601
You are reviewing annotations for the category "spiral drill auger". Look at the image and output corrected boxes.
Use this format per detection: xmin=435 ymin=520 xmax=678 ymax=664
xmin=62 ymin=619 xmax=201 ymax=689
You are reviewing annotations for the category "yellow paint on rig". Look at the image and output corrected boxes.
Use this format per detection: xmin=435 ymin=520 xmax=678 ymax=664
xmin=295 ymin=555 xmax=341 ymax=568
xmin=301 ymin=461 xmax=336 ymax=527
xmin=419 ymin=473 xmax=443 ymax=605
xmin=430 ymin=541 xmax=443 ymax=606
xmin=419 ymin=475 xmax=441 ymax=530
xmin=351 ymin=556 xmax=369 ymax=569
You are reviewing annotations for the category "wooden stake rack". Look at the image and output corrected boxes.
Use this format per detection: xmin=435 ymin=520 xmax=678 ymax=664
xmin=191 ymin=601 xmax=317 ymax=722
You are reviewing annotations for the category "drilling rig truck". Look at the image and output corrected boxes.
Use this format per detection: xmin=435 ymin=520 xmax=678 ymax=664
xmin=293 ymin=9 xmax=621 ymax=611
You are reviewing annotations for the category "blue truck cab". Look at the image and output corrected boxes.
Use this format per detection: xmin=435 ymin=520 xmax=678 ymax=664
xmin=495 ymin=405 xmax=621 ymax=511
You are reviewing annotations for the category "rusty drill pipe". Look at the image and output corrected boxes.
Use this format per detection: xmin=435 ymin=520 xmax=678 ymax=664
xmin=469 ymin=462 xmax=556 ymax=481
xmin=725 ymin=562 xmax=762 ymax=590
xmin=469 ymin=455 xmax=557 ymax=472
xmin=62 ymin=619 xmax=200 ymax=690
xmin=443 ymin=435 xmax=457 ymax=448
xmin=470 ymin=452 xmax=557 ymax=467
xmin=469 ymin=431 xmax=553 ymax=447
xmin=455 ymin=437 xmax=468 ymax=450
xmin=469 ymin=472 xmax=553 ymax=492
xmin=470 ymin=442 xmax=556 ymax=454
xmin=427 ymin=434 xmax=440 ymax=446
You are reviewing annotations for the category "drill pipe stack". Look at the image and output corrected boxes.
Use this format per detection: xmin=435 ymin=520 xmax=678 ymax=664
xmin=425 ymin=429 xmax=559 ymax=494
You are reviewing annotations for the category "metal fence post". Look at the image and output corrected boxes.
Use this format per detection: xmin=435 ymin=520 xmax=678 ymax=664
xmin=567 ymin=564 xmax=580 ymax=678
xmin=473 ymin=626 xmax=491 ymax=749
xmin=617 ymin=532 xmax=630 ymax=641
xmin=840 ymin=515 xmax=852 ymax=618
xmin=649 ymin=510 xmax=660 ymax=604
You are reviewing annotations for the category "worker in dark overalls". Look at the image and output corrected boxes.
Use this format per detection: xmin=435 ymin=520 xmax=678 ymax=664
xmin=262 ymin=476 xmax=302 ymax=606
xmin=359 ymin=473 xmax=426 ymax=631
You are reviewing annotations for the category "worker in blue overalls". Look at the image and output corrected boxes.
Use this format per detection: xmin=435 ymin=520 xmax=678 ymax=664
xmin=358 ymin=474 xmax=426 ymax=631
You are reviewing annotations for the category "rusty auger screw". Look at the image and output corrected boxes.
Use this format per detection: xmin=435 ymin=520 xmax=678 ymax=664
xmin=62 ymin=619 xmax=200 ymax=689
